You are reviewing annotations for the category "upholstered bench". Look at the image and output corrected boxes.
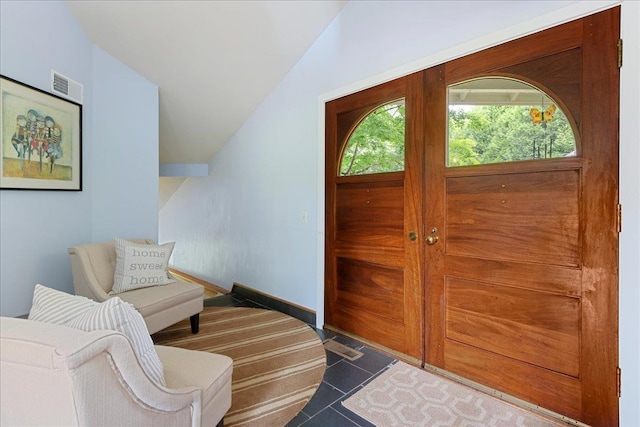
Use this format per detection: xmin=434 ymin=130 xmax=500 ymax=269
xmin=68 ymin=239 xmax=203 ymax=334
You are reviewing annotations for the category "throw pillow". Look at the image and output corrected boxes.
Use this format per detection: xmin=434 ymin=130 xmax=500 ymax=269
xmin=29 ymin=283 xmax=98 ymax=324
xmin=28 ymin=284 xmax=166 ymax=387
xmin=68 ymin=297 xmax=166 ymax=386
xmin=111 ymin=237 xmax=176 ymax=295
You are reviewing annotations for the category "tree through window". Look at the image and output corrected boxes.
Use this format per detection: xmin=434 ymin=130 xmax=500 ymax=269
xmin=447 ymin=77 xmax=577 ymax=167
xmin=339 ymin=100 xmax=405 ymax=176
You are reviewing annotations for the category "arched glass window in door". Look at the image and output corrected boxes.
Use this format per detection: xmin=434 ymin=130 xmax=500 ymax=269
xmin=339 ymin=100 xmax=405 ymax=176
xmin=447 ymin=77 xmax=577 ymax=167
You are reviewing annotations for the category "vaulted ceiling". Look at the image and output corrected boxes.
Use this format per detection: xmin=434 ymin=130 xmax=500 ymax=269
xmin=65 ymin=0 xmax=347 ymax=165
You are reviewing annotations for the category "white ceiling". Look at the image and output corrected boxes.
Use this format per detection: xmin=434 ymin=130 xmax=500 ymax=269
xmin=65 ymin=0 xmax=347 ymax=165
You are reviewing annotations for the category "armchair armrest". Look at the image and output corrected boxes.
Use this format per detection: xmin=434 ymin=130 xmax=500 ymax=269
xmin=1 ymin=317 xmax=204 ymax=427
xmin=57 ymin=329 xmax=203 ymax=420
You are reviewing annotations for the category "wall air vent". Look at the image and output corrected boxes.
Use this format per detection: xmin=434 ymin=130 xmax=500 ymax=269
xmin=51 ymin=70 xmax=83 ymax=104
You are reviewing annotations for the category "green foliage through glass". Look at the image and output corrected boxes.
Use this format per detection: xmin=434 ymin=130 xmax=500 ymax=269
xmin=447 ymin=78 xmax=577 ymax=167
xmin=340 ymin=101 xmax=405 ymax=176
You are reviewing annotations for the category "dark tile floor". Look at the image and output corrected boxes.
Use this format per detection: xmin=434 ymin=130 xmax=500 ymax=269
xmin=206 ymin=293 xmax=397 ymax=427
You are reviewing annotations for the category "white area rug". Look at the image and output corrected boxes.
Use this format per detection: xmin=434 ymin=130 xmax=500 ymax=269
xmin=342 ymin=361 xmax=565 ymax=427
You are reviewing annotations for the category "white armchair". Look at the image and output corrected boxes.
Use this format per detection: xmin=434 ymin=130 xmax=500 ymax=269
xmin=0 ymin=317 xmax=233 ymax=427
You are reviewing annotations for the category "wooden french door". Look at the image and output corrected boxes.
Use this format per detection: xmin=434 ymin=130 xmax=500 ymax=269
xmin=326 ymin=6 xmax=619 ymax=426
xmin=325 ymin=73 xmax=424 ymax=360
xmin=424 ymin=7 xmax=620 ymax=426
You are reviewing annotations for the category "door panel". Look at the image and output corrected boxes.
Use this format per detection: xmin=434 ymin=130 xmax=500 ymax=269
xmin=325 ymin=74 xmax=424 ymax=359
xmin=336 ymin=180 xmax=404 ymax=246
xmin=445 ymin=277 xmax=580 ymax=376
xmin=444 ymin=256 xmax=582 ymax=296
xmin=425 ymin=7 xmax=619 ymax=425
xmin=336 ymin=258 xmax=404 ymax=319
xmin=444 ymin=340 xmax=583 ymax=418
xmin=445 ymin=170 xmax=581 ymax=266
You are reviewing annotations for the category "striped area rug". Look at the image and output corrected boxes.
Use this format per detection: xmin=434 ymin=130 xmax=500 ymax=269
xmin=152 ymin=306 xmax=326 ymax=426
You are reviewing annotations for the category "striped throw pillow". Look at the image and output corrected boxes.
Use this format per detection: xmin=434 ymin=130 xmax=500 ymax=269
xmin=111 ymin=237 xmax=176 ymax=295
xmin=29 ymin=284 xmax=98 ymax=324
xmin=28 ymin=284 xmax=165 ymax=387
xmin=68 ymin=297 xmax=166 ymax=386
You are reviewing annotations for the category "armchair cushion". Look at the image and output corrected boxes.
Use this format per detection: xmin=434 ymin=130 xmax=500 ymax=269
xmin=112 ymin=236 xmax=176 ymax=295
xmin=28 ymin=284 xmax=166 ymax=386
xmin=156 ymin=345 xmax=233 ymax=423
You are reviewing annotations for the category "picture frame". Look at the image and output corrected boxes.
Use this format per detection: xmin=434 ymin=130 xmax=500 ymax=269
xmin=1 ymin=75 xmax=82 ymax=191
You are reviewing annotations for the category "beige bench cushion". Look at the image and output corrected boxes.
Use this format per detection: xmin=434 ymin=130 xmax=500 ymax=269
xmin=117 ymin=281 xmax=203 ymax=318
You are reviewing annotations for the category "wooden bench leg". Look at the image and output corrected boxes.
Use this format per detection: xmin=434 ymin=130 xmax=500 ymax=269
xmin=190 ymin=313 xmax=199 ymax=334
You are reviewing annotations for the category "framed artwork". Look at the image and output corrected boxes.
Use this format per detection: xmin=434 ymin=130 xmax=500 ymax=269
xmin=1 ymin=75 xmax=82 ymax=191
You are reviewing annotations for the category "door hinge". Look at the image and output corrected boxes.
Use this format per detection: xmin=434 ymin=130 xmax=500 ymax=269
xmin=617 ymin=203 xmax=622 ymax=233
xmin=617 ymin=39 xmax=623 ymax=68
xmin=617 ymin=367 xmax=622 ymax=398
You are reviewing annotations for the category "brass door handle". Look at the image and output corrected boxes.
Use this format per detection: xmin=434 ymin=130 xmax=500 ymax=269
xmin=426 ymin=227 xmax=439 ymax=245
xmin=409 ymin=231 xmax=418 ymax=241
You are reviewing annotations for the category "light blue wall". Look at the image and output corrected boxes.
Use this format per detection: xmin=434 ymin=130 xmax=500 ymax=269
xmin=0 ymin=0 xmax=92 ymax=316
xmin=0 ymin=1 xmax=159 ymax=317
xmin=91 ymin=46 xmax=159 ymax=242
xmin=160 ymin=1 xmax=638 ymax=424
